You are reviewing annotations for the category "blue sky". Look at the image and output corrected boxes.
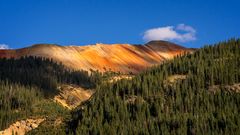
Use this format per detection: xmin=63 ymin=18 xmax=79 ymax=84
xmin=0 ymin=0 xmax=239 ymax=49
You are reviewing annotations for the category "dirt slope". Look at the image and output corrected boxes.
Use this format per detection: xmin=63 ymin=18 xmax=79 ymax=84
xmin=0 ymin=41 xmax=193 ymax=73
xmin=0 ymin=118 xmax=45 ymax=135
xmin=54 ymin=84 xmax=94 ymax=109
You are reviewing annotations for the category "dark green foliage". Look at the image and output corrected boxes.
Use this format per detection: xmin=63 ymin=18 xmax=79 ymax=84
xmin=68 ymin=39 xmax=240 ymax=134
xmin=0 ymin=81 xmax=38 ymax=129
xmin=0 ymin=56 xmax=99 ymax=97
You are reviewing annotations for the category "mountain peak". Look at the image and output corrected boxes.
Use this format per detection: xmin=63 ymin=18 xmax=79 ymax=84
xmin=145 ymin=40 xmax=186 ymax=51
xmin=146 ymin=40 xmax=173 ymax=45
xmin=30 ymin=44 xmax=62 ymax=48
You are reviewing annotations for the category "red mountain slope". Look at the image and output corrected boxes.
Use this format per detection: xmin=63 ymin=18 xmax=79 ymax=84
xmin=0 ymin=41 xmax=194 ymax=73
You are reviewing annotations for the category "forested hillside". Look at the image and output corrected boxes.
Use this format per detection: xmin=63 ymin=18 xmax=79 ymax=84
xmin=67 ymin=39 xmax=240 ymax=135
xmin=0 ymin=57 xmax=102 ymax=96
xmin=0 ymin=81 xmax=69 ymax=132
xmin=0 ymin=57 xmax=102 ymax=134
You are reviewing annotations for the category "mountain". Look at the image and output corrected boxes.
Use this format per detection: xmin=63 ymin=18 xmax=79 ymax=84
xmin=0 ymin=39 xmax=239 ymax=135
xmin=0 ymin=41 xmax=193 ymax=73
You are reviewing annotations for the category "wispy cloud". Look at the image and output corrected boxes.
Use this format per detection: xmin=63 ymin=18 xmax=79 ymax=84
xmin=0 ymin=44 xmax=10 ymax=49
xmin=143 ymin=24 xmax=196 ymax=42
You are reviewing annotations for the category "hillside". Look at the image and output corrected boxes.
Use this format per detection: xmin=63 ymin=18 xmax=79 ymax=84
xmin=0 ymin=41 xmax=193 ymax=74
xmin=63 ymin=39 xmax=240 ymax=134
xmin=0 ymin=57 xmax=101 ymax=134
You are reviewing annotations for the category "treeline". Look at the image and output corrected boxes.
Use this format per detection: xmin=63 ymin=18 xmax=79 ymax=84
xmin=0 ymin=56 xmax=101 ymax=96
xmin=68 ymin=38 xmax=240 ymax=134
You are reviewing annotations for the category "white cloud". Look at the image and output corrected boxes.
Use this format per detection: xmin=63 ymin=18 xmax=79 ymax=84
xmin=0 ymin=44 xmax=9 ymax=49
xmin=143 ymin=24 xmax=196 ymax=42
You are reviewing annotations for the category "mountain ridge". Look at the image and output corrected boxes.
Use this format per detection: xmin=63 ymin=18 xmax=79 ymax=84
xmin=0 ymin=41 xmax=194 ymax=73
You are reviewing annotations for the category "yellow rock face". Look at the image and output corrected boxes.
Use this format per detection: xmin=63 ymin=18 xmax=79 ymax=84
xmin=0 ymin=41 xmax=193 ymax=73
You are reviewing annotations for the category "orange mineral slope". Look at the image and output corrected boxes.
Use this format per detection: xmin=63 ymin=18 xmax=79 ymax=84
xmin=0 ymin=41 xmax=193 ymax=73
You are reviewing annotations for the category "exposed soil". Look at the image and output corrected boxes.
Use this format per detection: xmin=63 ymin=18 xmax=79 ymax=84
xmin=164 ymin=74 xmax=187 ymax=87
xmin=54 ymin=84 xmax=94 ymax=109
xmin=108 ymin=75 xmax=133 ymax=83
xmin=0 ymin=118 xmax=45 ymax=135
xmin=209 ymin=83 xmax=240 ymax=93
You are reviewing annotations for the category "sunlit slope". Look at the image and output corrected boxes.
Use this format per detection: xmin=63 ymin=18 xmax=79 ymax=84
xmin=0 ymin=41 xmax=193 ymax=73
